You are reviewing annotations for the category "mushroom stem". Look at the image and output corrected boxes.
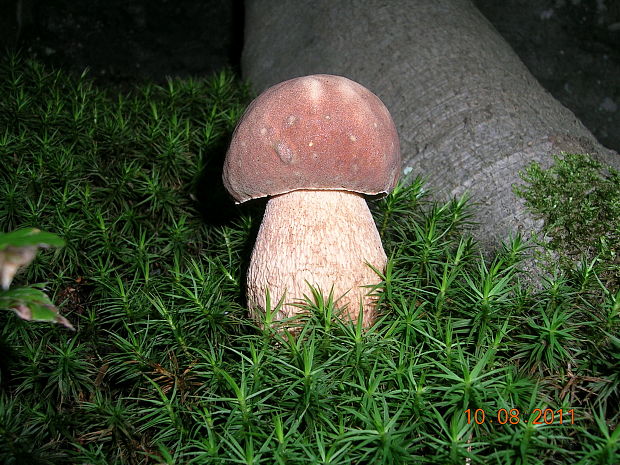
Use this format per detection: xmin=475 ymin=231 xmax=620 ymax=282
xmin=247 ymin=189 xmax=387 ymax=328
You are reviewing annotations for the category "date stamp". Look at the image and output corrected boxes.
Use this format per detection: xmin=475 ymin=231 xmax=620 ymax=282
xmin=465 ymin=408 xmax=575 ymax=425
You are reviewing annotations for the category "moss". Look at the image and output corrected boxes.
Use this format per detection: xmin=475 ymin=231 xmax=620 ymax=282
xmin=0 ymin=55 xmax=618 ymax=464
xmin=514 ymin=152 xmax=620 ymax=289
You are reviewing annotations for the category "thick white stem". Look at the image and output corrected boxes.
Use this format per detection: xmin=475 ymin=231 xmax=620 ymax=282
xmin=247 ymin=189 xmax=387 ymax=328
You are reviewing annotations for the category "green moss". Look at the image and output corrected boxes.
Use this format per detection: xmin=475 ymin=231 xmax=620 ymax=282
xmin=0 ymin=55 xmax=618 ymax=464
xmin=514 ymin=152 xmax=620 ymax=289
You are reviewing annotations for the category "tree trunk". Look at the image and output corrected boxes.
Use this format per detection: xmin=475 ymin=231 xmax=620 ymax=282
xmin=241 ymin=0 xmax=619 ymax=250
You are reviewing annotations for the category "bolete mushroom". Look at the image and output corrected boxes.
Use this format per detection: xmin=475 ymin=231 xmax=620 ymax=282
xmin=223 ymin=74 xmax=400 ymax=328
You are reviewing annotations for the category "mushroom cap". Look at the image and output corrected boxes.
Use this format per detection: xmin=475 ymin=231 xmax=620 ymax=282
xmin=223 ymin=74 xmax=401 ymax=203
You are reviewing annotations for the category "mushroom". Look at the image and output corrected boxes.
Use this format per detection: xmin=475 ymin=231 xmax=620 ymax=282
xmin=223 ymin=74 xmax=400 ymax=328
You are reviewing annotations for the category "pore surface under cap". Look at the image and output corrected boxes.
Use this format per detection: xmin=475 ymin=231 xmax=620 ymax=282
xmin=223 ymin=74 xmax=401 ymax=203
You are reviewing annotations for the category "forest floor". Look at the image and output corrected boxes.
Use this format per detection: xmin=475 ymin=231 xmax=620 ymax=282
xmin=1 ymin=4 xmax=619 ymax=462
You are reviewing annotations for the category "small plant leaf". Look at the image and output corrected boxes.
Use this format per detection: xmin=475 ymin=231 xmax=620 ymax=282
xmin=0 ymin=285 xmax=75 ymax=330
xmin=0 ymin=228 xmax=65 ymax=289
xmin=0 ymin=246 xmax=38 ymax=290
xmin=0 ymin=228 xmax=65 ymax=250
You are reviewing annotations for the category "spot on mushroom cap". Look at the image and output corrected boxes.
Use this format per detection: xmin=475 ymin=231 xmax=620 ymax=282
xmin=223 ymin=74 xmax=401 ymax=203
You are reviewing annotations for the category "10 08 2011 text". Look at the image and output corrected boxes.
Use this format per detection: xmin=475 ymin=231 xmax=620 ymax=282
xmin=465 ymin=408 xmax=575 ymax=425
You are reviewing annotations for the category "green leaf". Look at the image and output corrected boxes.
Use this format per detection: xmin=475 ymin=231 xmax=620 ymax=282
xmin=0 ymin=285 xmax=74 ymax=330
xmin=0 ymin=228 xmax=65 ymax=250
xmin=0 ymin=228 xmax=65 ymax=289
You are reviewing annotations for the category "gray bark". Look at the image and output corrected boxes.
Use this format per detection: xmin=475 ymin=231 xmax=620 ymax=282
xmin=242 ymin=0 xmax=618 ymax=250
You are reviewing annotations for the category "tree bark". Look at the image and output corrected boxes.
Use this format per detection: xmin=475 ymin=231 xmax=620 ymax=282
xmin=242 ymin=0 xmax=619 ymax=250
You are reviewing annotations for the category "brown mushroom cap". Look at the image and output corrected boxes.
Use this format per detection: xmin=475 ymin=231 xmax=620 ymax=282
xmin=223 ymin=74 xmax=401 ymax=203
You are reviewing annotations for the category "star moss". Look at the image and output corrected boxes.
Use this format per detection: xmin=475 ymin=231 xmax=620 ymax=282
xmin=0 ymin=54 xmax=618 ymax=464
